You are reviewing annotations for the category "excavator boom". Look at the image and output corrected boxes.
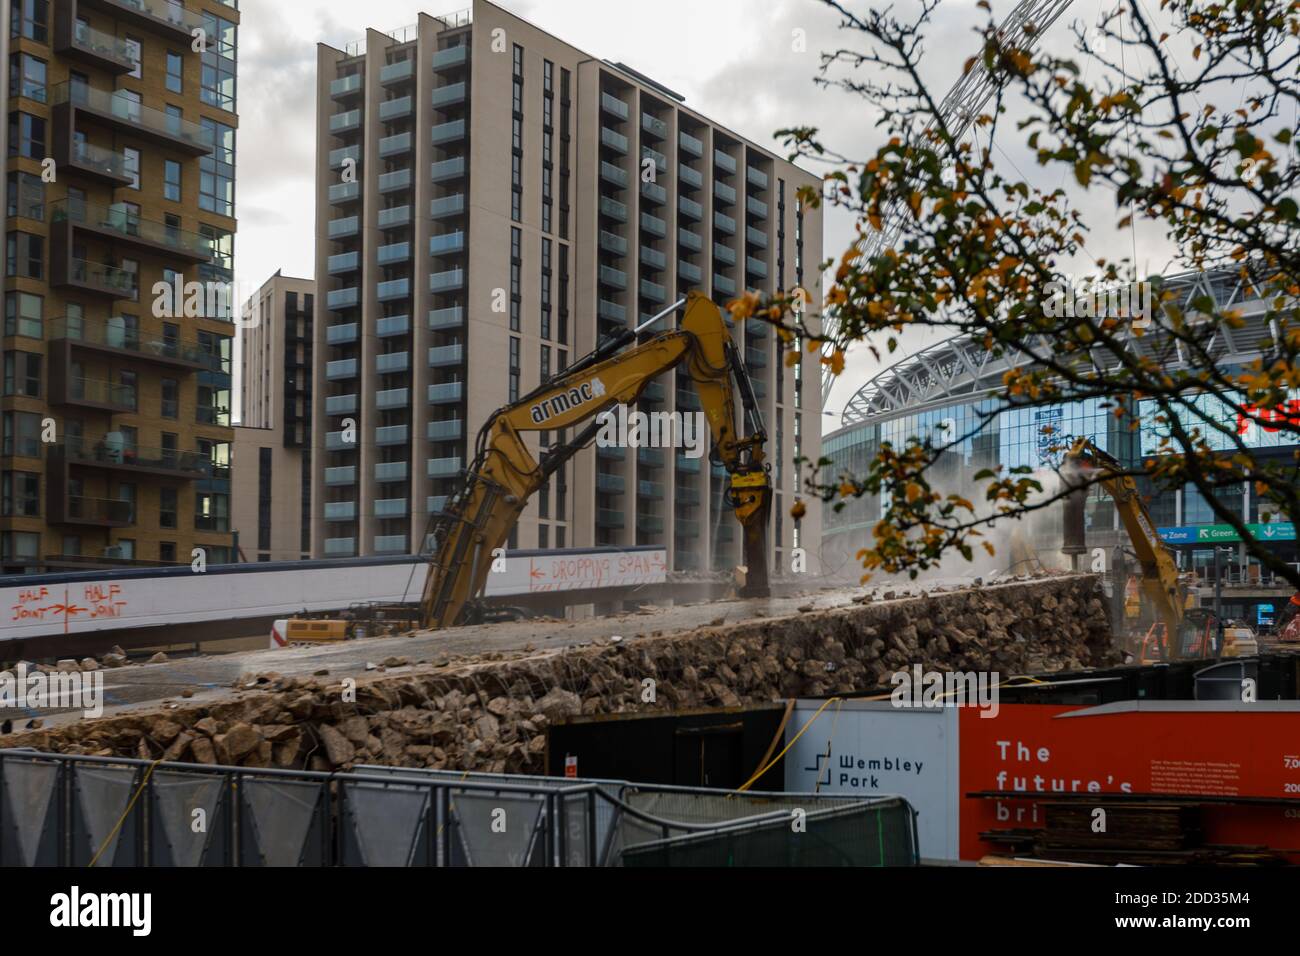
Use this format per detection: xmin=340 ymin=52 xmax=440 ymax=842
xmin=421 ymin=293 xmax=771 ymax=630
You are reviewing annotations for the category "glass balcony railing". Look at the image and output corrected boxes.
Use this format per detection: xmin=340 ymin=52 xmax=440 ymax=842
xmin=746 ymin=226 xmax=769 ymax=249
xmin=377 ymin=242 xmax=410 ymax=266
xmin=376 ymin=388 xmax=410 ymax=410
xmin=432 ymin=45 xmax=468 ymax=71
xmin=329 ymin=109 xmax=361 ymax=133
xmin=678 ymin=197 xmax=703 ymax=221
xmin=597 ymin=473 xmax=625 ymax=494
xmin=325 ymin=501 xmax=357 ymax=522
xmin=94 ymin=0 xmax=207 ymax=35
xmin=680 ymin=130 xmax=704 ymax=157
xmin=601 ymin=127 xmax=629 ymax=154
xmin=600 ymin=196 xmax=628 ymax=223
xmin=375 ymin=425 xmax=409 ymax=446
xmin=375 ymin=499 xmax=408 ymax=519
xmin=428 ymin=382 xmax=464 ymax=404
xmin=331 ymin=74 xmax=363 ymax=97
xmin=380 ymin=59 xmax=414 ymax=84
xmin=379 ymin=132 xmax=412 ymax=157
xmin=59 ymin=438 xmax=211 ymax=477
xmin=641 ymin=212 xmax=667 ymax=238
xmin=640 ymin=279 xmax=667 ymax=303
xmin=642 ymin=145 xmax=667 ymax=172
xmin=747 ymin=166 xmax=769 ymax=190
xmin=714 ymin=274 xmax=737 ymax=296
xmin=599 ymin=266 xmax=627 ymax=290
xmin=428 ymin=457 xmax=463 ymax=478
xmin=678 ymin=260 xmax=702 ymax=284
xmin=430 ymin=119 xmax=465 ymax=145
xmin=429 ymin=344 xmax=464 ymax=367
xmin=69 ymin=140 xmax=132 ymax=180
xmin=329 ymin=216 xmax=359 ymax=239
xmin=324 ymin=538 xmax=357 ymax=556
xmin=52 ymin=81 xmax=214 ymax=152
xmin=328 ymin=252 xmax=359 ymax=274
xmin=377 ymin=279 xmax=411 ymax=301
xmin=642 ymin=113 xmax=668 ymax=139
xmin=428 ymin=419 xmax=463 ymax=441
xmin=641 ymin=246 xmax=667 ymax=271
xmin=598 ymin=300 xmax=626 ymax=324
xmin=375 ymin=462 xmax=408 ymax=483
xmin=600 ymin=161 xmax=629 ymax=188
xmin=376 ymin=351 xmax=410 ymax=374
xmin=378 ymin=206 xmax=412 ymax=229
xmin=71 ymin=20 xmax=135 ymax=67
xmin=378 ymin=96 xmax=413 ymax=120
xmin=642 ymin=181 xmax=667 ymax=205
xmin=747 ymin=196 xmax=769 ymax=220
xmin=325 ymin=394 xmax=357 ymax=415
xmin=329 ymin=181 xmax=360 ymax=204
xmin=637 ymin=514 xmax=665 ymax=534
xmin=327 ymin=358 xmax=358 ymax=380
xmin=429 ymin=306 xmax=464 ymax=330
xmin=378 ymin=168 xmax=412 ymax=192
xmin=597 ymin=509 xmax=625 ymax=529
xmin=374 ymin=536 xmax=408 ymax=554
xmin=327 ymin=323 xmax=358 ymax=345
xmin=325 ymin=467 xmax=357 ymax=486
xmin=430 ymin=269 xmax=464 ymax=293
xmin=430 ymin=195 xmax=465 ymax=218
xmin=747 ymin=256 xmax=769 ymax=278
xmin=679 ymin=228 xmax=702 ymax=253
xmin=715 ymin=181 xmax=737 ymax=205
xmin=64 ymin=257 xmax=138 ymax=297
xmin=601 ymin=92 xmax=630 ymax=120
xmin=51 ymin=199 xmax=213 ymax=260
xmin=48 ymin=317 xmax=220 ymax=369
xmin=327 ymin=287 xmax=359 ymax=310
xmin=429 ymin=231 xmax=465 ymax=256
xmin=713 ymin=243 xmax=736 ymax=266
xmin=430 ymin=82 xmax=467 ymax=108
xmin=329 ymin=145 xmax=361 ymax=168
xmin=746 ymin=347 xmax=769 ymax=369
xmin=599 ymin=230 xmax=628 ymax=256
xmin=430 ymin=157 xmax=465 ymax=182
xmin=714 ymin=149 xmax=738 ymax=174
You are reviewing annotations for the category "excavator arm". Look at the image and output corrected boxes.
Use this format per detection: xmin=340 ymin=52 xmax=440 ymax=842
xmin=421 ymin=293 xmax=771 ymax=630
xmin=1065 ymin=438 xmax=1187 ymax=651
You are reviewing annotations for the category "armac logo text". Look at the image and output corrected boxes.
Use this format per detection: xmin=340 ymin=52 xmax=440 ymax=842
xmin=530 ymin=377 xmax=606 ymax=424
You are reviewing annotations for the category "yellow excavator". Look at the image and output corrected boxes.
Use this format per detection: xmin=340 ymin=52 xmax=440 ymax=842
xmin=419 ymin=293 xmax=772 ymax=630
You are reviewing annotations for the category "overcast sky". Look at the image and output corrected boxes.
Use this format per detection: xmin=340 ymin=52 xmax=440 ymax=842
xmin=234 ymin=0 xmax=1184 ymax=426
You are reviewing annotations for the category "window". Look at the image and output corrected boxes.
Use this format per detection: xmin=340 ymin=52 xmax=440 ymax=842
xmin=3 ymin=351 xmax=40 ymax=397
xmin=7 ymin=112 xmax=45 ymax=159
xmin=161 ymin=378 xmax=179 ymax=419
xmin=557 ymin=526 xmax=566 ymax=549
xmin=160 ymin=488 xmax=178 ymax=530
xmin=0 ymin=532 xmax=40 ymax=564
xmin=200 ymin=119 xmax=236 ymax=216
xmin=558 ymin=244 xmax=569 ymax=345
xmin=199 ymin=224 xmax=234 ymax=276
xmin=541 ymin=345 xmax=551 ymax=381
xmin=117 ymin=483 xmax=136 ymax=524
xmin=9 ymin=53 xmax=46 ymax=102
xmin=160 ymin=542 xmax=177 ymax=563
xmin=509 ymin=337 xmax=520 ymax=402
xmin=10 ymin=0 xmax=47 ymax=42
xmin=166 ymin=51 xmax=184 ymax=93
xmin=2 ymin=412 xmax=41 ymax=458
xmin=201 ymin=12 xmax=238 ymax=112
xmin=6 ymin=231 xmax=42 ymax=279
xmin=123 ymin=147 xmax=141 ymax=190
xmin=195 ymin=492 xmax=230 ymax=533
xmin=7 ymin=170 xmax=43 ymax=220
xmin=258 ymin=447 xmax=272 ymax=551
xmin=1 ymin=472 xmax=39 ymax=517
xmin=117 ymin=370 xmax=138 ymax=411
xmin=115 ymin=539 xmax=136 ymax=560
xmin=511 ymin=44 xmax=524 ymax=223
xmin=162 ymin=159 xmax=182 ymax=203
xmin=125 ymin=37 xmax=142 ymax=79
xmin=4 ymin=291 xmax=41 ymax=338
xmin=63 ymin=536 xmax=81 ymax=558
xmin=509 ymin=227 xmax=521 ymax=332
xmin=541 ymin=239 xmax=552 ymax=339
xmin=539 ymin=525 xmax=549 ymax=549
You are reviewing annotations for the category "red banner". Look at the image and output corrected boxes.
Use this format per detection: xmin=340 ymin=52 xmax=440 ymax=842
xmin=959 ymin=705 xmax=1300 ymax=861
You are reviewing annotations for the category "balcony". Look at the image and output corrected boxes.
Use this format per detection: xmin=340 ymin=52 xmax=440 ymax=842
xmin=428 ymin=457 xmax=462 ymax=478
xmin=379 ymin=132 xmax=412 ymax=158
xmin=325 ymin=394 xmax=358 ymax=415
xmin=601 ymin=127 xmax=629 ymax=154
xmin=51 ymin=495 xmax=134 ymax=528
xmin=329 ymin=144 xmax=361 ymax=168
xmin=57 ymin=18 xmax=135 ymax=74
xmin=715 ymin=182 xmax=737 ymax=205
xmin=427 ymin=496 xmax=450 ymax=514
xmin=428 ymin=419 xmax=463 ymax=441
xmin=324 ymin=538 xmax=357 ymax=557
xmin=328 ymin=251 xmax=360 ymax=275
xmin=599 ymin=266 xmax=628 ymax=291
xmin=381 ymin=59 xmax=414 ymax=84
xmin=329 ymin=216 xmax=360 ymax=239
xmin=679 ymin=197 xmax=703 ymax=221
xmin=601 ymin=161 xmax=629 ymax=188
xmin=601 ymin=92 xmax=630 ymax=120
xmin=431 ymin=157 xmax=465 ymax=183
xmin=747 ymin=166 xmax=769 ymax=189
xmin=325 ymin=431 xmax=354 ymax=451
xmin=640 ymin=279 xmax=667 ymax=303
xmin=432 ymin=45 xmax=469 ymax=71
xmin=747 ymin=257 xmax=769 ymax=279
xmin=675 ymin=520 xmax=700 ymax=539
xmin=597 ymin=509 xmax=625 ymax=530
xmin=327 ymin=323 xmax=358 ymax=345
xmin=430 ymin=119 xmax=465 ymax=145
xmin=746 ymin=226 xmax=769 ymax=249
xmin=430 ymin=195 xmax=465 ymax=219
xmin=79 ymin=0 xmax=207 ymax=41
xmin=677 ymin=486 xmax=702 ymax=506
xmin=642 ymin=146 xmax=668 ymax=173
xmin=638 ymin=514 xmax=665 ymax=534
xmin=329 ymin=181 xmax=361 ymax=204
xmin=374 ymin=536 xmax=408 ymax=554
xmin=51 ymin=199 xmax=213 ymax=263
xmin=598 ymin=300 xmax=626 ymax=324
xmin=53 ymin=439 xmax=210 ymax=480
xmin=680 ymin=130 xmax=704 ymax=157
xmin=642 ymin=113 xmax=668 ymax=139
xmin=675 ymin=454 xmax=702 ymax=474
xmin=52 ymin=256 xmax=137 ymax=300
xmin=327 ymin=358 xmax=358 ymax=380
xmin=58 ymin=139 xmax=134 ymax=187
xmin=52 ymin=81 xmax=212 ymax=154
xmin=325 ymin=502 xmax=357 ymax=522
xmin=379 ymin=96 xmax=413 ymax=121
xmin=328 ymin=287 xmax=359 ymax=310
xmin=597 ymin=473 xmax=625 ymax=495
xmin=600 ymin=196 xmax=628 ymax=223
xmin=641 ymin=213 xmax=667 ymax=238
xmin=676 ymin=390 xmax=702 ymax=412
xmin=375 ymin=425 xmax=409 ymax=446
xmin=429 ymin=306 xmax=464 ymax=331
xmin=376 ymin=388 xmax=410 ymax=410
xmin=678 ymin=260 xmax=702 ymax=284
xmin=375 ymin=499 xmax=408 ymax=519
xmin=747 ymin=196 xmax=769 ymax=219
xmin=375 ymin=461 xmax=408 ymax=483
xmin=428 ymin=382 xmax=464 ymax=404
xmin=597 ymin=446 xmax=626 ymax=461
xmin=325 ymin=467 xmax=357 ymax=486
xmin=714 ymin=274 xmax=737 ymax=296
xmin=679 ymin=228 xmax=702 ymax=253
xmin=638 ymin=480 xmax=665 ymax=500
xmin=430 ymin=268 xmax=465 ymax=293
xmin=379 ymin=168 xmax=412 ymax=193
xmin=641 ymin=246 xmax=667 ymax=271
xmin=376 ymin=314 xmax=411 ymax=336
xmin=377 ymin=279 xmax=411 ymax=302
xmin=714 ymin=212 xmax=736 ymax=235
xmin=642 ymin=181 xmax=667 ymax=206
xmin=430 ymin=82 xmax=467 ymax=108
xmin=378 ymin=206 xmax=412 ymax=229
xmin=429 ymin=231 xmax=465 ymax=256
xmin=429 ymin=344 xmax=464 ymax=367
xmin=746 ymin=346 xmax=769 ymax=369
xmin=329 ymin=109 xmax=361 ymax=134
xmin=600 ymin=230 xmax=628 ymax=256
xmin=713 ymin=243 xmax=736 ymax=266
xmin=679 ymin=164 xmax=703 ymax=190
xmin=331 ymin=74 xmax=363 ymax=98
xmin=637 ymin=447 xmax=666 ymax=468
xmin=377 ymin=242 xmax=410 ymax=267
xmin=376 ymin=351 xmax=410 ymax=374
xmin=47 ymin=317 xmax=218 ymax=372
xmin=50 ymin=373 xmax=134 ymax=411
xmin=715 ymin=149 xmax=737 ymax=174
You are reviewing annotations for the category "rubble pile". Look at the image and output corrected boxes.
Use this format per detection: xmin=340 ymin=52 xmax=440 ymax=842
xmin=2 ymin=575 xmax=1116 ymax=774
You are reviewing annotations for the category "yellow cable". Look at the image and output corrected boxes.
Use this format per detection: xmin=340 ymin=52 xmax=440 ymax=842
xmin=737 ymin=696 xmax=841 ymax=792
xmin=88 ymin=758 xmax=162 ymax=867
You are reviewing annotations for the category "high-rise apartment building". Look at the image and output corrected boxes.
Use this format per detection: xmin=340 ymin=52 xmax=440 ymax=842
xmin=232 ymin=270 xmax=312 ymax=562
xmin=1 ymin=0 xmax=239 ymax=574
xmin=314 ymin=0 xmax=822 ymax=575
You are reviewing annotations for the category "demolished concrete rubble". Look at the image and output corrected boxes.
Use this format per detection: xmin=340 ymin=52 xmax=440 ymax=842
xmin=1 ymin=575 xmax=1117 ymax=775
